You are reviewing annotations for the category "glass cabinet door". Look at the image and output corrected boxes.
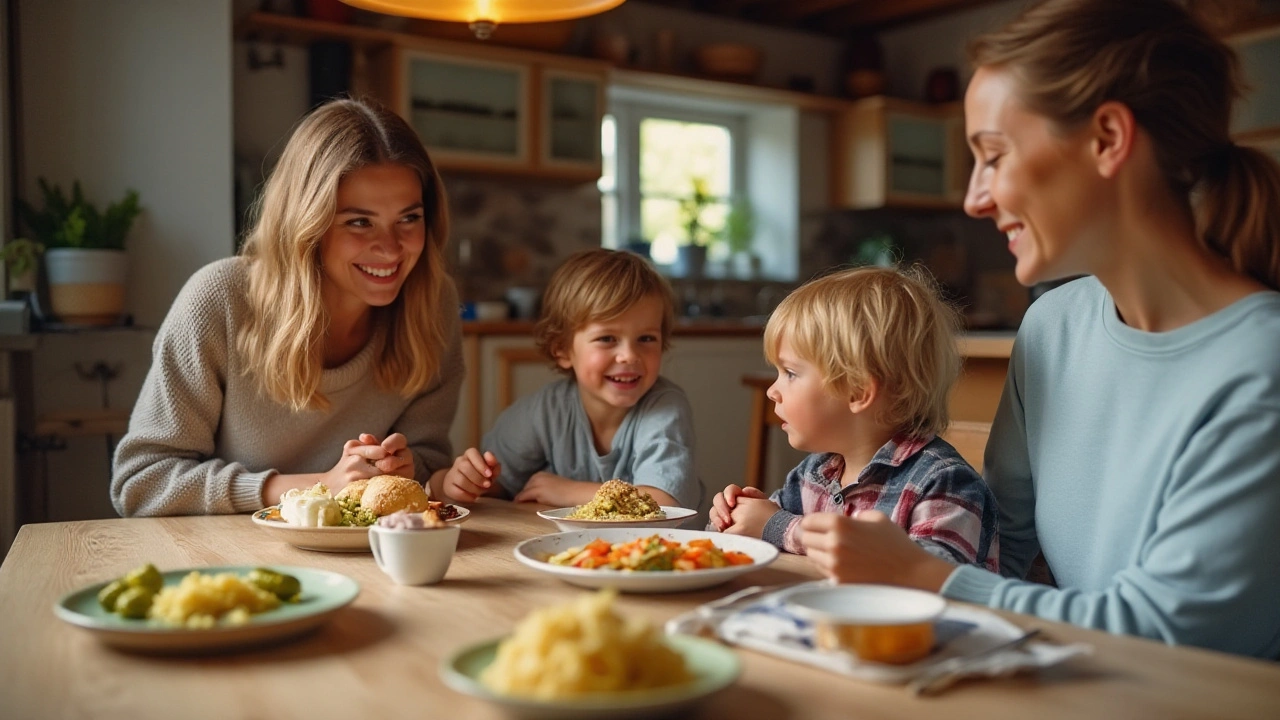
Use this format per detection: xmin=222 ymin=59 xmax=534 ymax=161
xmin=886 ymin=113 xmax=947 ymax=199
xmin=1230 ymin=32 xmax=1280 ymax=135
xmin=403 ymin=50 xmax=529 ymax=166
xmin=541 ymin=68 xmax=603 ymax=172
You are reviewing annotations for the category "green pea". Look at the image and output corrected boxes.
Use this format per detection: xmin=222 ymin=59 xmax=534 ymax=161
xmin=247 ymin=568 xmax=301 ymax=601
xmin=114 ymin=586 xmax=154 ymax=619
xmin=97 ymin=580 xmax=128 ymax=612
xmin=124 ymin=563 xmax=163 ymax=593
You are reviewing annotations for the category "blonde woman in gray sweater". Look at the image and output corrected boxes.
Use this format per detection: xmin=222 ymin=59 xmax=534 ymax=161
xmin=112 ymin=98 xmax=463 ymax=517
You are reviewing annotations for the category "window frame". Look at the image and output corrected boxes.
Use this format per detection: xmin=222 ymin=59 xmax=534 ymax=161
xmin=607 ymin=98 xmax=748 ymax=259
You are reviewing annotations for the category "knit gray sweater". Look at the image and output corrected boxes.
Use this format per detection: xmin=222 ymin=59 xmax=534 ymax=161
xmin=111 ymin=257 xmax=463 ymax=517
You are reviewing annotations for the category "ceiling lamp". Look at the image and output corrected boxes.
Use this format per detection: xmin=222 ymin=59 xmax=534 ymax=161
xmin=339 ymin=0 xmax=626 ymax=40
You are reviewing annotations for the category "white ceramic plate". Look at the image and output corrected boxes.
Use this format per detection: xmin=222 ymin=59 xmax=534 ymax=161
xmin=53 ymin=565 xmax=359 ymax=654
xmin=440 ymin=633 xmax=740 ymax=720
xmin=536 ymin=505 xmax=698 ymax=531
xmin=250 ymin=505 xmax=470 ymax=552
xmin=513 ymin=528 xmax=778 ymax=593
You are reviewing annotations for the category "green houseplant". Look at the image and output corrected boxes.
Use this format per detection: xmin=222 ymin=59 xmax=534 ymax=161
xmin=0 ymin=238 xmax=43 ymax=294
xmin=17 ymin=178 xmax=142 ymax=325
xmin=675 ymin=177 xmax=717 ymax=278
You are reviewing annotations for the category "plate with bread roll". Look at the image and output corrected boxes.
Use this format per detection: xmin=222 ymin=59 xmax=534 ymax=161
xmin=251 ymin=475 xmax=469 ymax=552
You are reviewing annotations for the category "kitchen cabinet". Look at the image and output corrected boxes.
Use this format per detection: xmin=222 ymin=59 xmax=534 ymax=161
xmin=369 ymin=43 xmax=606 ymax=180
xmin=1229 ymin=16 xmax=1280 ymax=163
xmin=831 ymin=96 xmax=971 ymax=209
xmin=1229 ymin=18 xmax=1280 ymax=137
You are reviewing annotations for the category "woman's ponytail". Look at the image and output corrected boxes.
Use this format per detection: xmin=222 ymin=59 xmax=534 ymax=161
xmin=1196 ymin=143 xmax=1280 ymax=290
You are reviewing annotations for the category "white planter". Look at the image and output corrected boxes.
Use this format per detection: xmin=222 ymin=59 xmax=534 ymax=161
xmin=44 ymin=248 xmax=128 ymax=326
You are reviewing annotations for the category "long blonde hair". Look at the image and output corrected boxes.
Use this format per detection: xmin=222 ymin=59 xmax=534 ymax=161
xmin=237 ymin=98 xmax=456 ymax=411
xmin=764 ymin=266 xmax=961 ymax=438
xmin=534 ymin=249 xmax=676 ymax=375
xmin=970 ymin=0 xmax=1280 ymax=290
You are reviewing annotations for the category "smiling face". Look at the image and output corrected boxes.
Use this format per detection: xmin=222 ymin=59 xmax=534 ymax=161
xmin=556 ymin=294 xmax=666 ymax=424
xmin=766 ymin=335 xmax=857 ymax=454
xmin=963 ymin=66 xmax=1109 ymax=286
xmin=319 ymin=163 xmax=426 ymax=324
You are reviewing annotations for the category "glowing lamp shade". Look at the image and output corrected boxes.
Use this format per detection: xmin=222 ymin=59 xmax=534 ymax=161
xmin=339 ymin=1 xmax=626 ymax=39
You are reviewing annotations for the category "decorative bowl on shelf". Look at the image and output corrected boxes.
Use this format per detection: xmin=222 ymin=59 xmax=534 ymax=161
xmin=845 ymin=69 xmax=885 ymax=98
xmin=694 ymin=43 xmax=763 ymax=81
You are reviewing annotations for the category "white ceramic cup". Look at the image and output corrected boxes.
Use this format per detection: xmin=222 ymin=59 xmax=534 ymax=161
xmin=368 ymin=524 xmax=461 ymax=586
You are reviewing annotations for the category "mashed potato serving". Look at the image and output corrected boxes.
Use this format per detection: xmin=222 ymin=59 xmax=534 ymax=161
xmin=480 ymin=589 xmax=691 ymax=699
xmin=566 ymin=479 xmax=665 ymax=521
xmin=149 ymin=571 xmax=283 ymax=628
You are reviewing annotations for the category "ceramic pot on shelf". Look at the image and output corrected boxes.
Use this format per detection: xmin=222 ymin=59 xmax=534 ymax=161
xmin=44 ymin=248 xmax=127 ymax=326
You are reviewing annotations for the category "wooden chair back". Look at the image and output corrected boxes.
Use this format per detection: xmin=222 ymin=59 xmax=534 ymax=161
xmin=942 ymin=420 xmax=992 ymax=473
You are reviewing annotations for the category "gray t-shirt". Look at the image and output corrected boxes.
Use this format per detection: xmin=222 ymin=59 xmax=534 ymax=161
xmin=483 ymin=376 xmax=702 ymax=510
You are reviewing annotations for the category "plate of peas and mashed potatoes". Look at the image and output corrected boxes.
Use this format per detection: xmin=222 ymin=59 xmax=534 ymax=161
xmin=537 ymin=479 xmax=697 ymax=531
xmin=53 ymin=564 xmax=359 ymax=653
xmin=251 ymin=478 xmax=468 ymax=552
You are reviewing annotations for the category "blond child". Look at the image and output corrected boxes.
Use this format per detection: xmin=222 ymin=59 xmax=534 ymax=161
xmin=432 ymin=250 xmax=701 ymax=510
xmin=710 ymin=266 xmax=998 ymax=572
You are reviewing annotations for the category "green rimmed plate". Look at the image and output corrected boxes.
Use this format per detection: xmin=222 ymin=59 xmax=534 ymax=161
xmin=53 ymin=565 xmax=359 ymax=654
xmin=440 ymin=633 xmax=740 ymax=719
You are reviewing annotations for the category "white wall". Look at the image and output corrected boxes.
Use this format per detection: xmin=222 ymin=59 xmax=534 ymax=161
xmin=18 ymin=0 xmax=235 ymax=328
xmin=17 ymin=0 xmax=235 ymax=521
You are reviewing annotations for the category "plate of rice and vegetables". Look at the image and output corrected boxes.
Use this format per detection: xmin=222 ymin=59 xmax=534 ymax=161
xmin=513 ymin=528 xmax=778 ymax=593
xmin=536 ymin=479 xmax=697 ymax=531
xmin=53 ymin=563 xmax=359 ymax=653
xmin=251 ymin=476 xmax=468 ymax=552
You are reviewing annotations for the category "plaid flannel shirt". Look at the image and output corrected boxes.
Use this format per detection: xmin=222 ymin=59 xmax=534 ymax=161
xmin=763 ymin=436 xmax=999 ymax=571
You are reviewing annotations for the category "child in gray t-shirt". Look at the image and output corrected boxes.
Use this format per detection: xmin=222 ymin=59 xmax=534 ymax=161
xmin=430 ymin=250 xmax=702 ymax=510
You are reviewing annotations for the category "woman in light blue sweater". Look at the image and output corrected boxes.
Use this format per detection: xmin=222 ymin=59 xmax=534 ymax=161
xmin=797 ymin=0 xmax=1280 ymax=658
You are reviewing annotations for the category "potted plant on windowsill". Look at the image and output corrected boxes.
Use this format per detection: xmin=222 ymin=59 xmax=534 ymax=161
xmin=675 ymin=177 xmax=716 ymax=278
xmin=17 ymin=178 xmax=142 ymax=326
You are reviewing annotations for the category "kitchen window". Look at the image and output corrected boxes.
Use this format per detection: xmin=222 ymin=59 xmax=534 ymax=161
xmin=601 ymin=102 xmax=744 ymax=270
xmin=603 ymin=86 xmax=803 ymax=282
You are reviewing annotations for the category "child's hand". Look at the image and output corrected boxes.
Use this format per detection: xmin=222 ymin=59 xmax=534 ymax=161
xmin=799 ymin=511 xmax=954 ymax=591
xmin=512 ymin=473 xmax=593 ymax=506
xmin=710 ymin=484 xmax=768 ymax=531
xmin=344 ymin=433 xmax=414 ymax=479
xmin=723 ymin=496 xmax=779 ymax=539
xmin=439 ymin=449 xmax=500 ymax=503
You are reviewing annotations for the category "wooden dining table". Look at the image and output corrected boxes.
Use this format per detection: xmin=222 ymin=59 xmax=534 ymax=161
xmin=2 ymin=499 xmax=1278 ymax=719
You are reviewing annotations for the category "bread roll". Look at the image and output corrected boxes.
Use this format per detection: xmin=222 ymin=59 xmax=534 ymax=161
xmin=335 ymin=479 xmax=369 ymax=501
xmin=361 ymin=475 xmax=430 ymax=516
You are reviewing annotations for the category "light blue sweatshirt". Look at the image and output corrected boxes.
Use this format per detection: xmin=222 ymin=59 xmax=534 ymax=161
xmin=942 ymin=277 xmax=1280 ymax=658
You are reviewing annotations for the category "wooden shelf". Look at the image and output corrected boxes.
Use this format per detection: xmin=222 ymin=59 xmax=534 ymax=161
xmin=236 ymin=11 xmax=854 ymax=115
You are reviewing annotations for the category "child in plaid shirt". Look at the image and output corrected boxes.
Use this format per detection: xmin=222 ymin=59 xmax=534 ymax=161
xmin=710 ymin=266 xmax=999 ymax=574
